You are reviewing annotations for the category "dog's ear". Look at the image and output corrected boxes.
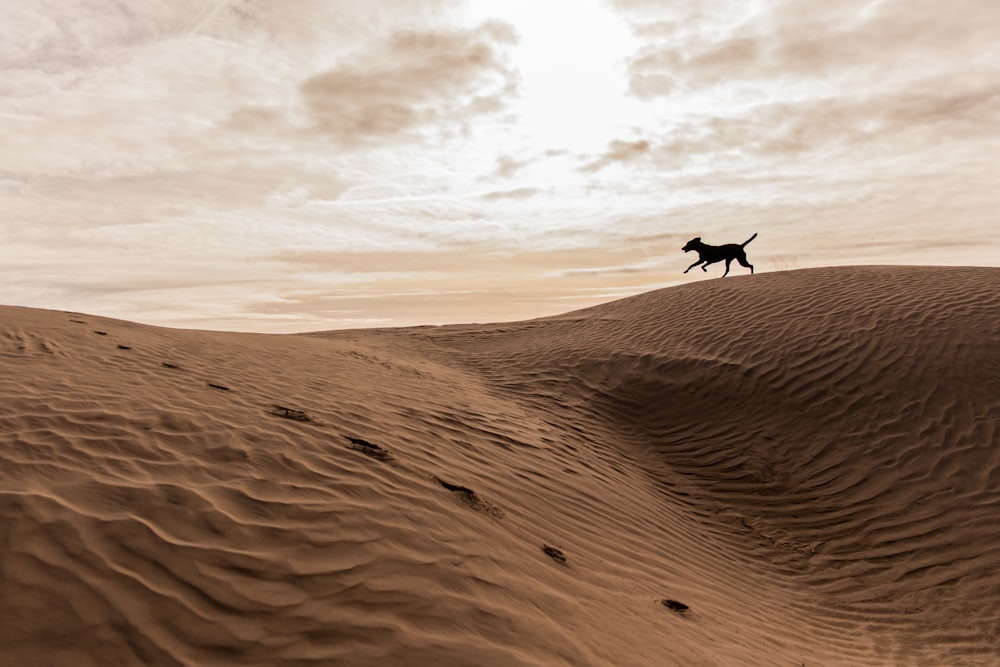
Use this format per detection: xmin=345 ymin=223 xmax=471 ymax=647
xmin=692 ymin=237 xmax=701 ymax=242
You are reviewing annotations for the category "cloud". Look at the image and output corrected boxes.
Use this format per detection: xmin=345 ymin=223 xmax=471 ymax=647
xmin=223 ymin=106 xmax=289 ymax=134
xmin=580 ymin=139 xmax=652 ymax=172
xmin=623 ymin=0 xmax=1000 ymax=100
xmin=298 ymin=21 xmax=518 ymax=146
xmin=4 ymin=0 xmax=999 ymax=332
xmin=480 ymin=187 xmax=542 ymax=200
xmin=255 ymin=237 xmax=679 ymax=329
xmin=492 ymin=154 xmax=529 ymax=178
xmin=588 ymin=1 xmax=1000 ymax=176
xmin=0 ymin=1 xmax=207 ymax=71
xmin=652 ymin=83 xmax=1000 ymax=164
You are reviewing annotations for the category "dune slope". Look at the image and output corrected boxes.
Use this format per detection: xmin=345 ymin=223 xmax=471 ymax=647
xmin=1 ymin=265 xmax=998 ymax=666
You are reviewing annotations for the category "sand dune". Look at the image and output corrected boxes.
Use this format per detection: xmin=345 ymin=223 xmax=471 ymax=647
xmin=1 ymin=265 xmax=998 ymax=666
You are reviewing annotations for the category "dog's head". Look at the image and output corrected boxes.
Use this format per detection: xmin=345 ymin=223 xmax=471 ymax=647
xmin=682 ymin=237 xmax=701 ymax=253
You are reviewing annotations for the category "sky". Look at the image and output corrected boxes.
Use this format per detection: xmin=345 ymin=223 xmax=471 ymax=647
xmin=2 ymin=0 xmax=999 ymax=332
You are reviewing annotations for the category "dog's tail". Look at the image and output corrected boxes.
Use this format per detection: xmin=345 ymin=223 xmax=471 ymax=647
xmin=742 ymin=233 xmax=758 ymax=247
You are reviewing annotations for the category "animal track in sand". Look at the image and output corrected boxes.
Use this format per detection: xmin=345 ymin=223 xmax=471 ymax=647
xmin=660 ymin=599 xmax=690 ymax=614
xmin=344 ymin=435 xmax=392 ymax=461
xmin=435 ymin=477 xmax=504 ymax=518
xmin=542 ymin=545 xmax=567 ymax=564
xmin=270 ymin=405 xmax=311 ymax=422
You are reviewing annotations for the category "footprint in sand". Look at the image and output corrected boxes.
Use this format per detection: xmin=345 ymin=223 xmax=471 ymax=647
xmin=436 ymin=477 xmax=504 ymax=518
xmin=271 ymin=405 xmax=311 ymax=422
xmin=660 ymin=599 xmax=690 ymax=614
xmin=344 ymin=435 xmax=392 ymax=461
xmin=542 ymin=544 xmax=567 ymax=564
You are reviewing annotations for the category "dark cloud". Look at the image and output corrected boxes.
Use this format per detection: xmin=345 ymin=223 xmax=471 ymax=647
xmin=298 ymin=21 xmax=517 ymax=146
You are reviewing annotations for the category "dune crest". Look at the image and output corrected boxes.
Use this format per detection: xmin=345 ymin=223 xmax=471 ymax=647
xmin=1 ymin=266 xmax=998 ymax=666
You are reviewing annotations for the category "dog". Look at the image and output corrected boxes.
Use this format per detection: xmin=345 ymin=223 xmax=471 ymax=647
xmin=682 ymin=233 xmax=757 ymax=277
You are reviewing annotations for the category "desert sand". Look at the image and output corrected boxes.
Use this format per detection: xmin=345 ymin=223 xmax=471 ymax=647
xmin=1 ymin=265 xmax=998 ymax=667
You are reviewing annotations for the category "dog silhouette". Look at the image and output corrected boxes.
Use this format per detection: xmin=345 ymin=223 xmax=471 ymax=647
xmin=682 ymin=233 xmax=757 ymax=277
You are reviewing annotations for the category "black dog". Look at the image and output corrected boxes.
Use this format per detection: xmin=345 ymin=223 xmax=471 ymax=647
xmin=682 ymin=233 xmax=757 ymax=277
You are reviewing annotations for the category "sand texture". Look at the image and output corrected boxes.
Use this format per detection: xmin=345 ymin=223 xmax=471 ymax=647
xmin=1 ymin=265 xmax=998 ymax=666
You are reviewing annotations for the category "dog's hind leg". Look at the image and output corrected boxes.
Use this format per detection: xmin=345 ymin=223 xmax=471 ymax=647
xmin=736 ymin=253 xmax=753 ymax=274
xmin=722 ymin=259 xmax=732 ymax=277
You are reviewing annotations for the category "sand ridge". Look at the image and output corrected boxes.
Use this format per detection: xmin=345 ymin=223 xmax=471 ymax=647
xmin=1 ymin=265 xmax=998 ymax=666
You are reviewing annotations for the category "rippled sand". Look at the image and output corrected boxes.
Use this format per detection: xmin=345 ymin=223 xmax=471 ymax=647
xmin=1 ymin=266 xmax=998 ymax=666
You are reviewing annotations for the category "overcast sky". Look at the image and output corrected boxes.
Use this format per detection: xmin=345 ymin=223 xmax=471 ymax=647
xmin=3 ymin=0 xmax=999 ymax=331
